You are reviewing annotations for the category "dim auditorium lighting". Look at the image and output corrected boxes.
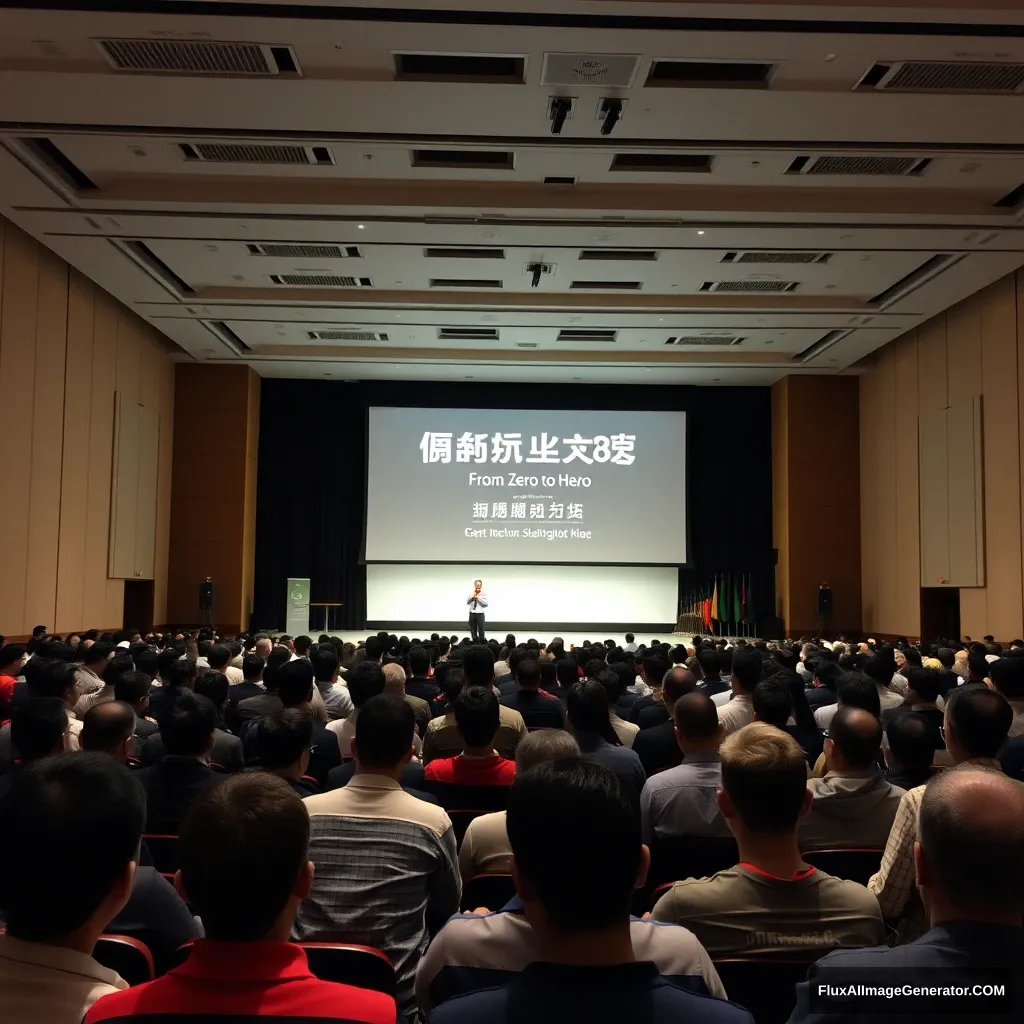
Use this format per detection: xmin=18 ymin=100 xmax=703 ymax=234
xmin=697 ymin=230 xmax=705 ymax=235
xmin=357 ymin=224 xmax=365 ymax=229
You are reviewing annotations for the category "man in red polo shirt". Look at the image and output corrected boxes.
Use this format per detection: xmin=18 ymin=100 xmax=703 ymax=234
xmin=84 ymin=774 xmax=398 ymax=1024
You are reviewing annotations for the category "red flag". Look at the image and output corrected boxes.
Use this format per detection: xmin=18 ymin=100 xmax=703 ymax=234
xmin=740 ymin=574 xmax=748 ymax=624
xmin=702 ymin=596 xmax=712 ymax=631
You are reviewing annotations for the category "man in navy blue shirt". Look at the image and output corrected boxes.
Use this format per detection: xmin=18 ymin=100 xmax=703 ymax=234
xmin=429 ymin=758 xmax=751 ymax=1024
xmin=499 ymin=659 xmax=565 ymax=730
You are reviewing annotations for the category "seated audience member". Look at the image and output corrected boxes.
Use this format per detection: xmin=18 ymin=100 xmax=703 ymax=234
xmin=715 ymin=648 xmax=760 ymax=737
xmin=500 ymin=658 xmax=565 ymax=731
xmin=988 ymin=655 xmax=1024 ymax=738
xmin=883 ymin=711 xmax=940 ymax=791
xmin=497 ymin=647 xmax=529 ymax=696
xmin=804 ymin=659 xmax=842 ymax=712
xmin=264 ymin=660 xmax=341 ymax=784
xmin=0 ymin=697 xmax=68 ymax=797
xmin=0 ymin=753 xmax=144 ymax=1021
xmin=862 ymin=654 xmax=906 ymax=713
xmin=312 ymin=643 xmax=353 ymax=722
xmin=384 ymin=662 xmax=431 ymax=738
xmin=870 ymin=683 xmax=1013 ymax=942
xmin=0 ymin=658 xmax=82 ymax=758
xmin=206 ymin=643 xmax=242 ymax=686
xmin=1002 ymin=735 xmax=1024 ymax=782
xmin=632 ymin=668 xmax=697 ymax=777
xmin=627 ymin=654 xmax=671 ymax=723
xmin=752 ymin=677 xmax=824 ymax=767
xmin=406 ymin=646 xmax=440 ymax=705
xmin=551 ymin=656 xmax=579 ymax=705
xmin=147 ymin=658 xmax=197 ymax=723
xmin=85 ymin=773 xmax=398 ymax=1024
xmin=652 ymin=723 xmax=884 ymax=956
xmin=137 ymin=690 xmax=225 ymax=834
xmin=567 ymin=680 xmax=646 ymax=799
xmin=115 ymin=670 xmax=160 ymax=748
xmin=800 ymin=707 xmax=905 ymax=850
xmin=235 ymin=647 xmax=329 ymax=725
xmin=457 ymin=729 xmax=579 ymax=885
xmin=640 ymin=691 xmax=730 ymax=843
xmin=601 ymin=669 xmax=644 ymax=743
xmin=81 ymin=701 xmax=136 ymax=765
xmin=813 ymin=672 xmax=882 ymax=739
xmin=695 ymin=647 xmax=729 ymax=699
xmin=425 ymin=647 xmax=526 ymax=763
xmin=247 ymin=707 xmax=319 ymax=796
xmin=227 ymin=654 xmax=266 ymax=708
xmin=882 ymin=667 xmax=945 ymax=750
xmin=428 ymin=760 xmax=749 ymax=1024
xmin=326 ymin=660 xmax=388 ymax=759
xmin=296 ymin=694 xmax=460 ymax=1013
xmin=73 ymin=642 xmax=117 ymax=712
xmin=789 ymin=770 xmax=1024 ymax=1024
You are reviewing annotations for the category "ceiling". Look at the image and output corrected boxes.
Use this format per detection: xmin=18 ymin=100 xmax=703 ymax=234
xmin=4 ymin=2 xmax=1024 ymax=385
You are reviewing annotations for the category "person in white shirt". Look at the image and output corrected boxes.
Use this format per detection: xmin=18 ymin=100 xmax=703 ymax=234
xmin=624 ymin=633 xmax=639 ymax=654
xmin=467 ymin=580 xmax=489 ymax=642
xmin=311 ymin=644 xmax=353 ymax=722
xmin=715 ymin=648 xmax=760 ymax=738
xmin=0 ymin=752 xmax=144 ymax=1023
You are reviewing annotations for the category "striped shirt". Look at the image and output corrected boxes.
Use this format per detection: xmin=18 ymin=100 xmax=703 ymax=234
xmin=295 ymin=774 xmax=461 ymax=1011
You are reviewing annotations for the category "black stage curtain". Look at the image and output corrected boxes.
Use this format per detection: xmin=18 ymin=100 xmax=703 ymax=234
xmin=253 ymin=379 xmax=774 ymax=632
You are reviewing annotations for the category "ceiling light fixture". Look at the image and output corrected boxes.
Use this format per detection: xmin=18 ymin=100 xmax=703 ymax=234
xmin=697 ymin=230 xmax=705 ymax=236
xmin=357 ymin=224 xmax=365 ymax=230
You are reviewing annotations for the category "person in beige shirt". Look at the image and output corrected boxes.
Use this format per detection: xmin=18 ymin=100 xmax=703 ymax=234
xmin=0 ymin=752 xmax=146 ymax=1022
xmin=459 ymin=730 xmax=580 ymax=886
xmin=714 ymin=648 xmax=760 ymax=738
xmin=328 ymin=662 xmax=422 ymax=759
xmin=652 ymin=722 xmax=884 ymax=957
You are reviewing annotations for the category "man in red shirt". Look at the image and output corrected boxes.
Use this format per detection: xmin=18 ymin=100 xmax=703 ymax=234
xmin=84 ymin=773 xmax=398 ymax=1024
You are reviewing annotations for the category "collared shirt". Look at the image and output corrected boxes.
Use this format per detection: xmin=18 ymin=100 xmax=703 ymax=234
xmin=868 ymin=758 xmax=1011 ymax=941
xmin=640 ymin=750 xmax=729 ymax=844
xmin=609 ymin=710 xmax=640 ymax=748
xmin=467 ymin=591 xmax=488 ymax=611
xmin=0 ymin=933 xmax=127 ymax=1024
xmin=457 ymin=809 xmax=511 ymax=884
xmin=575 ymin=731 xmax=646 ymax=799
xmin=327 ymin=708 xmax=422 ymax=760
xmin=83 ymin=939 xmax=397 ymax=1024
xmin=716 ymin=693 xmax=754 ymax=736
xmin=424 ymin=753 xmax=516 ymax=787
xmin=424 ymin=705 xmax=525 ymax=763
xmin=415 ymin=901 xmax=728 ymax=1014
xmin=296 ymin=774 xmax=461 ymax=1011
xmin=316 ymin=679 xmax=354 ymax=721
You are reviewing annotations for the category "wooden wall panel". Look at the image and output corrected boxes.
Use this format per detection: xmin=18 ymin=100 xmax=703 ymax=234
xmin=947 ymin=295 xmax=982 ymax=399
xmin=771 ymin=378 xmax=790 ymax=626
xmin=917 ymin=316 xmax=948 ymax=415
xmin=892 ymin=335 xmax=921 ymax=636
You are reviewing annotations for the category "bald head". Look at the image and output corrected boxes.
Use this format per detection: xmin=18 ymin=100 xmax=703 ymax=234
xmin=662 ymin=666 xmax=697 ymax=708
xmin=826 ymin=706 xmax=883 ymax=771
xmin=918 ymin=770 xmax=1024 ymax=918
xmin=80 ymin=700 xmax=136 ymax=764
xmin=383 ymin=662 xmax=407 ymax=696
xmin=254 ymin=637 xmax=272 ymax=659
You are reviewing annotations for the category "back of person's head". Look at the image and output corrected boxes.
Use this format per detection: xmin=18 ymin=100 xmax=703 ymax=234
xmin=827 ymin=706 xmax=883 ymax=770
xmin=837 ymin=672 xmax=882 ymax=716
xmin=661 ymin=666 xmax=697 ymax=705
xmin=102 ymin=651 xmax=135 ymax=689
xmin=966 ymin=651 xmax=990 ymax=680
xmin=242 ymin=653 xmax=265 ymax=682
xmin=596 ymin=668 xmax=625 ymax=705
xmin=25 ymin=659 xmax=77 ymax=702
xmin=506 ymin=759 xmax=642 ymax=932
xmin=642 ymin=653 xmax=670 ymax=687
xmin=206 ymin=643 xmax=231 ymax=671
xmin=886 ymin=711 xmax=938 ymax=770
xmin=514 ymin=728 xmax=580 ymax=773
xmin=936 ymin=646 xmax=956 ymax=669
xmin=752 ymin=679 xmax=792 ymax=728
xmin=364 ymin=635 xmax=386 ymax=662
xmin=195 ymin=670 xmax=229 ymax=710
xmin=11 ymin=697 xmax=67 ymax=761
xmin=255 ymin=708 xmax=313 ymax=771
xmin=353 ymin=693 xmax=415 ymax=770
xmin=160 ymin=690 xmax=217 ymax=757
xmin=515 ymin=658 xmax=541 ymax=690
xmin=692 ymin=645 xmax=716 ymax=682
xmin=731 ymin=648 xmax=762 ymax=693
xmin=717 ymin=648 xmax=734 ymax=677
xmin=0 ymin=752 xmax=144 ymax=941
xmin=293 ymin=635 xmax=312 ymax=657
xmin=508 ymin=646 xmax=530 ymax=675
xmin=566 ymin=679 xmax=619 ymax=745
xmin=36 ymin=640 xmax=73 ymax=663
xmin=346 ymin=660 xmax=386 ymax=709
xmin=674 ymin=690 xmax=721 ymax=745
xmin=905 ymin=666 xmax=942 ymax=704
xmin=408 ymin=646 xmax=431 ymax=677
xmin=178 ymin=773 xmax=311 ymax=940
xmin=945 ymin=683 xmax=1013 ymax=759
xmin=462 ymin=644 xmax=496 ymax=687
xmin=624 ymin=632 xmax=635 ymax=643
xmin=114 ymin=670 xmax=152 ymax=709
xmin=163 ymin=657 xmax=198 ymax=691
xmin=988 ymin=655 xmax=1024 ymax=700
xmin=81 ymin=701 xmax=136 ymax=759
xmin=81 ymin=640 xmax=113 ymax=667
xmin=277 ymin=659 xmax=315 ymax=707
xmin=453 ymin=685 xmax=500 ymax=749
xmin=720 ymin=722 xmax=810 ymax=834
xmin=813 ymin=660 xmax=843 ymax=691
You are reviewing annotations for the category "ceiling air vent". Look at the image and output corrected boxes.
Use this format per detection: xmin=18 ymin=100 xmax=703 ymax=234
xmin=18 ymin=137 xmax=97 ymax=190
xmin=424 ymin=247 xmax=505 ymax=259
xmin=438 ymin=328 xmax=500 ymax=340
xmin=664 ymin=335 xmax=744 ymax=346
xmin=307 ymin=330 xmax=387 ymax=341
xmin=394 ymin=52 xmax=525 ymax=83
xmin=541 ymin=52 xmax=641 ymax=88
xmin=412 ymin=149 xmax=514 ymax=170
xmin=700 ymin=280 xmax=799 ymax=293
xmin=96 ymin=39 xmax=300 ymax=76
xmin=859 ymin=60 xmax=1024 ymax=94
xmin=205 ymin=321 xmax=252 ymax=354
xmin=788 ymin=154 xmax=929 ymax=176
xmin=119 ymin=240 xmax=194 ymax=296
xmin=269 ymin=275 xmax=371 ymax=287
xmin=429 ymin=278 xmax=503 ymax=288
xmin=646 ymin=60 xmax=773 ymax=88
xmin=557 ymin=329 xmax=617 ymax=342
xmin=569 ymin=280 xmax=642 ymax=290
xmin=795 ymin=329 xmax=852 ymax=362
xmin=247 ymin=243 xmax=360 ymax=258
xmin=515 ymin=342 xmax=539 ymax=348
xmin=994 ymin=182 xmax=1024 ymax=209
xmin=869 ymin=254 xmax=961 ymax=308
xmin=722 ymin=251 xmax=833 ymax=264
xmin=610 ymin=153 xmax=712 ymax=173
xmin=579 ymin=249 xmax=658 ymax=261
xmin=544 ymin=176 xmax=577 ymax=185
xmin=179 ymin=143 xmax=333 ymax=166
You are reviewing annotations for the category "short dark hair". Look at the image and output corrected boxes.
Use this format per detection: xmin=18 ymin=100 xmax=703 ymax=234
xmin=752 ymin=679 xmax=792 ymax=728
xmin=11 ymin=698 xmax=67 ymax=760
xmin=26 ymin=660 xmax=77 ymax=701
xmin=294 ymin=635 xmax=312 ymax=657
xmin=364 ymin=635 xmax=386 ymax=661
xmin=353 ymin=693 xmax=415 ymax=769
xmin=828 ymin=706 xmax=883 ymax=769
xmin=989 ymin=656 xmax=1024 ymax=700
xmin=642 ymin=654 xmax=670 ymax=686
xmin=408 ymin=646 xmax=431 ymax=676
xmin=515 ymin=658 xmax=541 ymax=689
xmin=242 ymin=654 xmax=265 ymax=682
xmin=102 ymin=652 xmax=135 ymax=689
xmin=163 ymin=658 xmax=197 ymax=690
xmin=159 ymin=690 xmax=217 ymax=757
xmin=179 ymin=773 xmax=309 ymax=940
xmin=81 ymin=701 xmax=136 ymax=756
xmin=255 ymin=708 xmax=313 ymax=770
xmin=674 ymin=691 xmax=720 ymax=741
xmin=624 ymin=633 xmax=635 ymax=643
xmin=946 ymin=683 xmax=1013 ymax=758
xmin=310 ymin=645 xmax=339 ymax=683
xmin=887 ymin=712 xmax=938 ymax=769
xmin=347 ymin=661 xmax=386 ymax=709
xmin=81 ymin=641 xmax=114 ymax=666
xmin=506 ymin=759 xmax=639 ymax=932
xmin=453 ymin=686 xmax=500 ymax=748
xmin=207 ymin=644 xmax=232 ymax=671
xmin=195 ymin=670 xmax=229 ymax=709
xmin=813 ymin=660 xmax=843 ymax=690
xmin=277 ymin=659 xmax=315 ymax=707
xmin=462 ymin=645 xmax=496 ymax=687
xmin=115 ymin=670 xmax=152 ymax=707
xmin=721 ymin=723 xmax=808 ymax=834
xmin=0 ymin=752 xmax=144 ymax=940
xmin=731 ymin=648 xmax=762 ymax=693
xmin=566 ymin=679 xmax=619 ymax=746
xmin=556 ymin=657 xmax=578 ymax=688
xmin=905 ymin=666 xmax=942 ymax=704
xmin=837 ymin=672 xmax=882 ymax=716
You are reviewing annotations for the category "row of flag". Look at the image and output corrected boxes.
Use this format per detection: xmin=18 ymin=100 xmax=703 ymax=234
xmin=684 ymin=573 xmax=755 ymax=632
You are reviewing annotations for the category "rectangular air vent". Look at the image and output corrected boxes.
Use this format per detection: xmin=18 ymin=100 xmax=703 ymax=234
xmin=120 ymin=240 xmax=193 ymax=295
xmin=307 ymin=330 xmax=387 ymax=341
xmin=438 ymin=328 xmax=500 ymax=340
xmin=96 ymin=39 xmax=300 ymax=76
xmin=861 ymin=60 xmax=1024 ymax=94
xmin=646 ymin=60 xmax=772 ymax=88
xmin=664 ymin=335 xmax=744 ymax=346
xmin=569 ymin=280 xmax=642 ymax=290
xmin=994 ymin=182 xmax=1024 ymax=208
xmin=544 ymin=176 xmax=577 ymax=185
xmin=722 ymin=251 xmax=833 ymax=264
xmin=19 ymin=137 xmax=97 ymax=190
xmin=412 ymin=149 xmax=514 ymax=170
xmin=701 ymin=280 xmax=799 ymax=293
xmin=269 ymin=275 xmax=371 ymax=287
xmin=610 ymin=153 xmax=712 ymax=173
xmin=247 ymin=243 xmax=360 ymax=258
xmin=429 ymin=278 xmax=503 ymax=288
xmin=205 ymin=321 xmax=252 ymax=353
xmin=395 ymin=52 xmax=525 ymax=83
xmin=557 ymin=329 xmax=617 ymax=342
xmin=579 ymin=249 xmax=658 ymax=261
xmin=180 ymin=143 xmax=333 ymax=166
xmin=788 ymin=154 xmax=929 ymax=176
xmin=424 ymin=247 xmax=505 ymax=259
xmin=515 ymin=342 xmax=539 ymax=348
xmin=541 ymin=52 xmax=641 ymax=88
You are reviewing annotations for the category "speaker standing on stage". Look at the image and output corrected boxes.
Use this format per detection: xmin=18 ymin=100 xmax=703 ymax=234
xmin=467 ymin=579 xmax=488 ymax=642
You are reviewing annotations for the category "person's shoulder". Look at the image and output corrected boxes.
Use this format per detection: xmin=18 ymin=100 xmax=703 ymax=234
xmin=297 ymin=975 xmax=398 ymax=1023
xmin=808 ymin=941 xmax=909 ymax=971
xmin=428 ymin=981 xmax=507 ymax=1024
xmin=497 ymin=705 xmax=525 ymax=727
xmin=424 ymin=757 xmax=456 ymax=782
xmin=653 ymin=976 xmax=753 ymax=1021
xmin=812 ymin=869 xmax=885 ymax=913
xmin=658 ymin=868 xmax=747 ymax=909
xmin=83 ymin=977 xmax=155 ymax=1022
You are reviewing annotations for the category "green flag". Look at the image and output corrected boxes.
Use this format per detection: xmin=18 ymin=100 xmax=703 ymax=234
xmin=733 ymin=574 xmax=742 ymax=624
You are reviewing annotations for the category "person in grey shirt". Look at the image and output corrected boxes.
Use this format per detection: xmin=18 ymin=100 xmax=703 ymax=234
xmin=566 ymin=680 xmax=646 ymax=800
xmin=641 ymin=691 xmax=730 ymax=845
xmin=467 ymin=579 xmax=488 ymax=642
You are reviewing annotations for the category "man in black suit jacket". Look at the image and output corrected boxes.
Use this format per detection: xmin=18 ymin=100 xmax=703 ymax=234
xmin=632 ymin=668 xmax=697 ymax=776
xmin=136 ymin=690 xmax=225 ymax=834
xmin=406 ymin=646 xmax=441 ymax=704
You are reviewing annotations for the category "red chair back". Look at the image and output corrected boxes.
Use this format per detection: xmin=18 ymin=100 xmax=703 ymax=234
xmin=94 ymin=935 xmax=155 ymax=986
xmin=299 ymin=943 xmax=396 ymax=996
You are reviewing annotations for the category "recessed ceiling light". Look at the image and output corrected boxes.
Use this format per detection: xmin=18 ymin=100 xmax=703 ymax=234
xmin=697 ymin=230 xmax=705 ymax=236
xmin=357 ymin=224 xmax=365 ymax=230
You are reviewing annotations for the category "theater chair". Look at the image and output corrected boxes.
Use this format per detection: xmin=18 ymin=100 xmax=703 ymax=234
xmin=713 ymin=957 xmax=812 ymax=1024
xmin=299 ymin=943 xmax=396 ymax=996
xmin=94 ymin=935 xmax=155 ymax=986
xmin=447 ymin=809 xmax=493 ymax=845
xmin=461 ymin=873 xmax=516 ymax=912
xmin=801 ymin=848 xmax=884 ymax=886
xmin=142 ymin=834 xmax=180 ymax=876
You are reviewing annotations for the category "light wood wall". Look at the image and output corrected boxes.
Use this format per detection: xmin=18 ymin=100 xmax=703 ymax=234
xmin=0 ymin=216 xmax=175 ymax=636
xmin=860 ymin=271 xmax=1024 ymax=639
